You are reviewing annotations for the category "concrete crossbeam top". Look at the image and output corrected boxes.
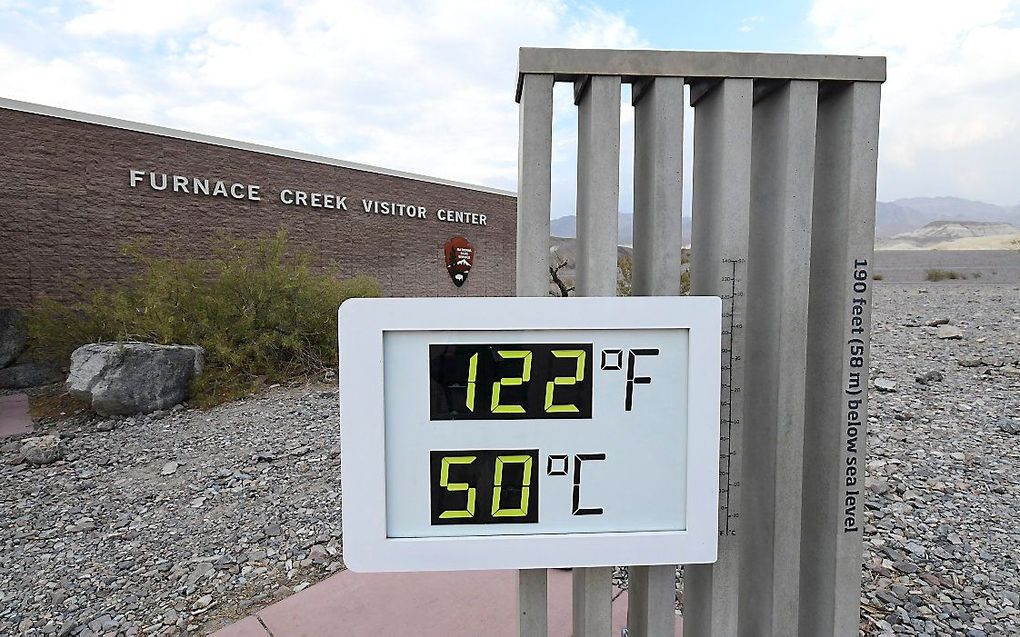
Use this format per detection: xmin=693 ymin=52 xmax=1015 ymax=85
xmin=515 ymin=47 xmax=886 ymax=101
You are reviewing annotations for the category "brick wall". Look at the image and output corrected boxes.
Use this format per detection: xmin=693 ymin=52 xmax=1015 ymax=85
xmin=0 ymin=106 xmax=517 ymax=308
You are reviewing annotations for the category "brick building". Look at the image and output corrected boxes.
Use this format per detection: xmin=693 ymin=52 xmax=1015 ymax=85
xmin=0 ymin=98 xmax=517 ymax=308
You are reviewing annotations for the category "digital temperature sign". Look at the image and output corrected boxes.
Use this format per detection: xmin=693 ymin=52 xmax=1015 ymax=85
xmin=338 ymin=297 xmax=721 ymax=572
xmin=429 ymin=344 xmax=594 ymax=420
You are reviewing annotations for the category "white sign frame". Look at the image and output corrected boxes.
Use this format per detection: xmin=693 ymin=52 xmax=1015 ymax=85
xmin=338 ymin=296 xmax=721 ymax=572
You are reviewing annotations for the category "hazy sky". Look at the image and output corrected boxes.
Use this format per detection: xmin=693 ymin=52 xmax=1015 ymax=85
xmin=2 ymin=0 xmax=1019 ymax=215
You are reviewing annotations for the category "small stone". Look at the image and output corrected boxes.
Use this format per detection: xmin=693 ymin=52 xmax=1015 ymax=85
xmin=936 ymin=325 xmax=963 ymax=339
xmin=96 ymin=421 xmax=115 ymax=432
xmin=274 ymin=585 xmax=293 ymax=599
xmin=958 ymin=357 xmax=984 ymax=367
xmin=915 ymin=370 xmax=943 ymax=384
xmin=21 ymin=435 xmax=66 ymax=465
xmin=893 ymin=561 xmax=918 ymax=574
xmin=265 ymin=523 xmax=282 ymax=537
xmin=867 ymin=477 xmax=891 ymax=495
xmin=192 ymin=594 xmax=213 ymax=610
xmin=309 ymin=544 xmax=329 ymax=563
xmin=997 ymin=419 xmax=1020 ymax=435
xmin=160 ymin=461 xmax=179 ymax=476
xmin=927 ymin=318 xmax=950 ymax=327
xmin=875 ymin=378 xmax=897 ymax=392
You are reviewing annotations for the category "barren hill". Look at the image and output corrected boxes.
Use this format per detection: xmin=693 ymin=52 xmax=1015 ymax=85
xmin=877 ymin=220 xmax=1020 ymax=250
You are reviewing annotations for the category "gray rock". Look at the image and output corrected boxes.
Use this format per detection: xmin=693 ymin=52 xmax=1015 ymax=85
xmin=927 ymin=318 xmax=950 ymax=327
xmin=998 ymin=419 xmax=1020 ymax=435
xmin=866 ymin=477 xmax=891 ymax=495
xmin=96 ymin=421 xmax=115 ymax=432
xmin=915 ymin=370 xmax=944 ymax=384
xmin=958 ymin=357 xmax=984 ymax=367
xmin=875 ymin=378 xmax=898 ymax=392
xmin=160 ymin=461 xmax=178 ymax=476
xmin=936 ymin=325 xmax=963 ymax=339
xmin=0 ymin=308 xmax=26 ymax=368
xmin=0 ymin=361 xmax=62 ymax=389
xmin=980 ymin=355 xmax=1004 ymax=367
xmin=21 ymin=435 xmax=66 ymax=465
xmin=66 ymin=342 xmax=205 ymax=416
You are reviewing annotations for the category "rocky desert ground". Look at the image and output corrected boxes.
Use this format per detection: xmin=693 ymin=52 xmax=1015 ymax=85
xmin=1 ymin=281 xmax=1018 ymax=636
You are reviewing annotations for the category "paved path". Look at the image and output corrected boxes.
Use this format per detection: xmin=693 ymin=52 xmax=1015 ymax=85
xmin=0 ymin=393 xmax=31 ymax=438
xmin=212 ymin=568 xmax=682 ymax=636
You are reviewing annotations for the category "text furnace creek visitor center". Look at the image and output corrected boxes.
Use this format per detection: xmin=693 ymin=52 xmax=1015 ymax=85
xmin=0 ymin=97 xmax=517 ymax=308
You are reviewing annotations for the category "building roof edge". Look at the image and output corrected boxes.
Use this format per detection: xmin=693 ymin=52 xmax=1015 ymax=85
xmin=0 ymin=97 xmax=517 ymax=198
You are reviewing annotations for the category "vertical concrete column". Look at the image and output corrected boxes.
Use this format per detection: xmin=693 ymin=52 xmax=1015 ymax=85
xmin=572 ymin=74 xmax=620 ymax=636
xmin=627 ymin=75 xmax=685 ymax=637
xmin=516 ymin=73 xmax=555 ymax=298
xmin=737 ymin=79 xmax=819 ymax=636
xmin=628 ymin=565 xmax=677 ymax=637
xmin=516 ymin=72 xmax=554 ymax=637
xmin=573 ymin=566 xmax=613 ymax=637
xmin=631 ymin=76 xmax=685 ymax=296
xmin=683 ymin=77 xmax=752 ymax=637
xmin=800 ymin=81 xmax=881 ymax=637
xmin=575 ymin=75 xmax=622 ymax=297
xmin=516 ymin=569 xmax=548 ymax=637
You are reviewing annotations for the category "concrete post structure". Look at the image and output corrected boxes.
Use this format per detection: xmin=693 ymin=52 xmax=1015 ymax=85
xmin=572 ymin=73 xmax=621 ymax=637
xmin=514 ymin=48 xmax=884 ymax=637
xmin=515 ymin=72 xmax=555 ymax=637
xmin=683 ymin=76 xmax=753 ymax=637
xmin=738 ymin=79 xmax=818 ymax=635
xmin=516 ymin=73 xmax=554 ymax=300
xmin=627 ymin=75 xmax=686 ymax=635
xmin=800 ymin=81 xmax=882 ymax=637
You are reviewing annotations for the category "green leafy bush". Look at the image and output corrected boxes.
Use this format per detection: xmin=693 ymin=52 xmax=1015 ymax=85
xmin=25 ymin=230 xmax=380 ymax=406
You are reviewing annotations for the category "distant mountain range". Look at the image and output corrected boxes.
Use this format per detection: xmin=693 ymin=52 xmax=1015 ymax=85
xmin=550 ymin=214 xmax=693 ymax=244
xmin=550 ymin=197 xmax=1020 ymax=243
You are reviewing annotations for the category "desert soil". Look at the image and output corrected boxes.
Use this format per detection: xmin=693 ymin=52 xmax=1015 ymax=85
xmin=1 ymin=282 xmax=1019 ymax=636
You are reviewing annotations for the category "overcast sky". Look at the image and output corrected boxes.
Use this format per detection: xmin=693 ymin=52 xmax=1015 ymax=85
xmin=2 ymin=0 xmax=1019 ymax=215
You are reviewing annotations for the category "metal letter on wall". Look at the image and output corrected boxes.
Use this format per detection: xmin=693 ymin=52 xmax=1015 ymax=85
xmin=514 ymin=48 xmax=884 ymax=637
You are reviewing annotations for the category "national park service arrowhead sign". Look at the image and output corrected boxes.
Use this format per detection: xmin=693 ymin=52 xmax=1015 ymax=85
xmin=444 ymin=235 xmax=474 ymax=287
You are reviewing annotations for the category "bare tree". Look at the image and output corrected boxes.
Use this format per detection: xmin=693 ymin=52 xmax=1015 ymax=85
xmin=549 ymin=258 xmax=574 ymax=297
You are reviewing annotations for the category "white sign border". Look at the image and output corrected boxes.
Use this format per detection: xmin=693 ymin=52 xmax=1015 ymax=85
xmin=338 ymin=296 xmax=721 ymax=572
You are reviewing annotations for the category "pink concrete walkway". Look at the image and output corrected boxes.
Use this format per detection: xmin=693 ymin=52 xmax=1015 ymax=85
xmin=212 ymin=569 xmax=682 ymax=636
xmin=0 ymin=393 xmax=32 ymax=438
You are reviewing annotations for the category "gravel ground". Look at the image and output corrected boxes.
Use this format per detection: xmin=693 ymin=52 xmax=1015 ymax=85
xmin=1 ymin=282 xmax=1018 ymax=637
xmin=1 ymin=384 xmax=344 ymax=636
xmin=860 ymin=283 xmax=1020 ymax=636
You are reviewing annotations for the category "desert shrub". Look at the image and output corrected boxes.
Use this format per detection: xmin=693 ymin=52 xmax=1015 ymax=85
xmin=924 ymin=269 xmax=962 ymax=282
xmin=25 ymin=230 xmax=381 ymax=406
xmin=616 ymin=255 xmax=690 ymax=296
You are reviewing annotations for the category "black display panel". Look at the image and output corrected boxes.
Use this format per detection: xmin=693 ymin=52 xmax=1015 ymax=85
xmin=429 ymin=343 xmax=593 ymax=420
xmin=430 ymin=449 xmax=539 ymax=525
